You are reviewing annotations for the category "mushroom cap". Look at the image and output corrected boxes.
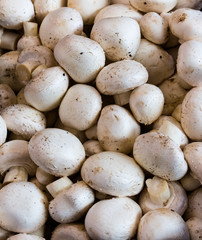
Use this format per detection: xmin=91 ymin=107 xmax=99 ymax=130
xmin=85 ymin=197 xmax=142 ymax=240
xmin=49 ymin=181 xmax=95 ymax=223
xmin=0 ymin=0 xmax=35 ymax=30
xmin=94 ymin=3 xmax=143 ymax=23
xmin=59 ymin=84 xmax=102 ymax=131
xmin=7 ymin=233 xmax=45 ymax=240
xmin=24 ymin=66 xmax=69 ymax=112
xmin=0 ymin=140 xmax=37 ymax=176
xmin=54 ymin=34 xmax=105 ymax=84
xmin=0 ymin=181 xmax=48 ymax=233
xmin=39 ymin=7 xmax=83 ymax=50
xmin=28 ymin=128 xmax=85 ymax=176
xmin=1 ymin=104 xmax=46 ymax=140
xmin=0 ymin=116 xmax=7 ymax=146
xmin=97 ymin=104 xmax=140 ymax=154
xmin=96 ymin=60 xmax=148 ymax=95
xmin=137 ymin=208 xmax=190 ymax=240
xmin=133 ymin=131 xmax=188 ymax=181
xmin=90 ymin=17 xmax=141 ymax=62
xmin=186 ymin=217 xmax=202 ymax=240
xmin=81 ymin=151 xmax=144 ymax=197
xmin=51 ymin=223 xmax=90 ymax=240
xmin=0 ymin=84 xmax=17 ymax=113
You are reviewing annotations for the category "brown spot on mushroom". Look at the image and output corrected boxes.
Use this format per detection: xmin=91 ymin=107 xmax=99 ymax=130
xmin=178 ymin=13 xmax=187 ymax=22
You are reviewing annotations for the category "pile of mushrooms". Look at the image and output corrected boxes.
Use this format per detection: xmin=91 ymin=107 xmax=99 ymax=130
xmin=0 ymin=0 xmax=202 ymax=239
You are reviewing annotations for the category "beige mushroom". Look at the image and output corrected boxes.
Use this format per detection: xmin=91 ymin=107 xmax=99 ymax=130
xmin=28 ymin=128 xmax=85 ymax=177
xmin=85 ymin=197 xmax=142 ymax=240
xmin=0 ymin=181 xmax=48 ymax=233
xmin=54 ymin=34 xmax=105 ymax=84
xmin=139 ymin=176 xmax=188 ymax=215
xmin=129 ymin=83 xmax=164 ymax=125
xmin=1 ymin=104 xmax=46 ymax=140
xmin=97 ymin=104 xmax=140 ymax=154
xmin=186 ymin=217 xmax=202 ymax=240
xmin=24 ymin=66 xmax=69 ymax=112
xmin=59 ymin=84 xmax=102 ymax=131
xmin=134 ymin=39 xmax=175 ymax=85
xmin=172 ymin=104 xmax=182 ymax=123
xmin=36 ymin=167 xmax=56 ymax=186
xmin=83 ymin=140 xmax=104 ymax=157
xmin=51 ymin=223 xmax=90 ymax=240
xmin=133 ymin=131 xmax=188 ymax=181
xmin=96 ymin=59 xmax=148 ymax=95
xmin=94 ymin=3 xmax=143 ymax=23
xmin=137 ymin=208 xmax=190 ymax=240
xmin=0 ymin=116 xmax=7 ymax=146
xmin=90 ymin=17 xmax=141 ymax=62
xmin=0 ymin=27 xmax=20 ymax=50
xmin=85 ymin=125 xmax=98 ymax=140
xmin=81 ymin=151 xmax=144 ymax=197
xmin=113 ymin=90 xmax=132 ymax=106
xmin=39 ymin=7 xmax=83 ymax=50
xmin=0 ymin=0 xmax=35 ymax=30
xmin=49 ymin=181 xmax=95 ymax=223
xmin=34 ymin=0 xmax=66 ymax=23
xmin=180 ymin=171 xmax=201 ymax=192
xmin=7 ymin=233 xmax=45 ymax=240
xmin=175 ymin=0 xmax=201 ymax=9
xmin=0 ymin=84 xmax=17 ymax=113
xmin=68 ymin=0 xmax=110 ymax=25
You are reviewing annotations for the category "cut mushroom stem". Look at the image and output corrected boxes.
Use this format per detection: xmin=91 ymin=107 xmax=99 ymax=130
xmin=3 ymin=166 xmax=28 ymax=184
xmin=46 ymin=177 xmax=73 ymax=198
xmin=0 ymin=27 xmax=20 ymax=50
xmin=146 ymin=176 xmax=170 ymax=205
xmin=23 ymin=22 xmax=38 ymax=36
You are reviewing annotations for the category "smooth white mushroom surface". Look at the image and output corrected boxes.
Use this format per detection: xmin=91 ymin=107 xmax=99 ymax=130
xmin=0 ymin=83 xmax=17 ymax=113
xmin=0 ymin=115 xmax=7 ymax=146
xmin=7 ymin=233 xmax=45 ymax=240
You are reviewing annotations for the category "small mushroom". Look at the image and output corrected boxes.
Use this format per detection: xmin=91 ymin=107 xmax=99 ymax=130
xmin=28 ymin=128 xmax=85 ymax=177
xmin=137 ymin=208 xmax=190 ymax=240
xmin=7 ymin=233 xmax=45 ymax=240
xmin=51 ymin=223 xmax=90 ymax=240
xmin=49 ymin=181 xmax=95 ymax=223
xmin=39 ymin=7 xmax=83 ymax=50
xmin=59 ymin=84 xmax=102 ymax=131
xmin=1 ymin=104 xmax=46 ymax=140
xmin=81 ymin=151 xmax=144 ymax=197
xmin=139 ymin=176 xmax=188 ymax=215
xmin=85 ymin=197 xmax=142 ymax=240
xmin=186 ymin=217 xmax=202 ymax=240
xmin=133 ymin=131 xmax=188 ymax=181
xmin=97 ymin=104 xmax=140 ymax=154
xmin=24 ymin=66 xmax=69 ymax=112
xmin=68 ymin=0 xmax=110 ymax=25
xmin=0 ymin=0 xmax=35 ymax=30
xmin=54 ymin=34 xmax=105 ymax=83
xmin=129 ymin=83 xmax=164 ymax=125
xmin=0 ymin=84 xmax=17 ymax=113
xmin=90 ymin=17 xmax=141 ymax=61
xmin=0 ymin=181 xmax=48 ymax=233
xmin=83 ymin=140 xmax=104 ymax=157
xmin=94 ymin=3 xmax=143 ymax=23
xmin=0 ymin=116 xmax=7 ymax=146
xmin=180 ymin=171 xmax=201 ymax=192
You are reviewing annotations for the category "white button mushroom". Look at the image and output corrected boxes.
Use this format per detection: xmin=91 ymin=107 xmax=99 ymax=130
xmin=0 ymin=27 xmax=21 ymax=51
xmin=180 ymin=171 xmax=201 ymax=192
xmin=0 ymin=181 xmax=48 ymax=233
xmin=51 ymin=223 xmax=90 ymax=240
xmin=24 ymin=66 xmax=69 ymax=112
xmin=0 ymin=84 xmax=17 ymax=113
xmin=129 ymin=83 xmax=164 ymax=125
xmin=133 ymin=131 xmax=188 ymax=181
xmin=130 ymin=0 xmax=177 ymax=13
xmin=90 ymin=17 xmax=141 ymax=62
xmin=85 ymin=197 xmax=142 ymax=240
xmin=186 ymin=217 xmax=202 ymax=240
xmin=83 ymin=140 xmax=104 ymax=157
xmin=97 ymin=104 xmax=141 ymax=154
xmin=49 ymin=181 xmax=95 ymax=223
xmin=39 ymin=7 xmax=83 ymax=50
xmin=94 ymin=3 xmax=143 ymax=23
xmin=0 ymin=0 xmax=35 ymax=30
xmin=7 ymin=233 xmax=45 ymax=240
xmin=0 ymin=116 xmax=7 ymax=146
xmin=59 ymin=84 xmax=102 ymax=131
xmin=134 ymin=39 xmax=175 ymax=85
xmin=68 ymin=0 xmax=110 ymax=25
xmin=181 ymin=86 xmax=202 ymax=141
xmin=1 ymin=104 xmax=46 ymax=140
xmin=137 ymin=208 xmax=190 ymax=240
xmin=28 ymin=128 xmax=85 ymax=177
xmin=96 ymin=59 xmax=148 ymax=95
xmin=54 ymin=34 xmax=105 ymax=84
xmin=81 ymin=151 xmax=144 ymax=197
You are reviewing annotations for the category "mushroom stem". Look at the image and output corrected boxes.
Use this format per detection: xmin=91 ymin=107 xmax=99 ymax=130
xmin=46 ymin=176 xmax=73 ymax=198
xmin=23 ymin=22 xmax=38 ymax=37
xmin=146 ymin=176 xmax=170 ymax=205
xmin=3 ymin=166 xmax=28 ymax=184
xmin=0 ymin=27 xmax=20 ymax=50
